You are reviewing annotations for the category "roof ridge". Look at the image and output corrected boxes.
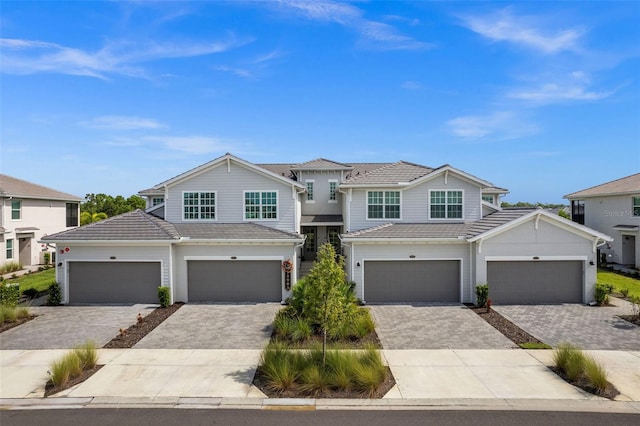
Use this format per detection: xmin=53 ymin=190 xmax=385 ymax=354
xmin=0 ymin=174 xmax=82 ymax=200
xmin=565 ymin=173 xmax=640 ymax=197
xmin=142 ymin=210 xmax=179 ymax=238
xmin=348 ymin=222 xmax=394 ymax=236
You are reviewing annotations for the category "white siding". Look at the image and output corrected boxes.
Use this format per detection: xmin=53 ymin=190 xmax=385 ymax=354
xmin=165 ymin=161 xmax=297 ymax=232
xmin=347 ymin=174 xmax=482 ymax=232
xmin=474 ymin=218 xmax=597 ymax=303
xmin=54 ymin=244 xmax=171 ymax=304
xmin=582 ymin=195 xmax=639 ymax=267
xmin=173 ymin=243 xmax=297 ymax=302
xmin=348 ymin=242 xmax=471 ymax=302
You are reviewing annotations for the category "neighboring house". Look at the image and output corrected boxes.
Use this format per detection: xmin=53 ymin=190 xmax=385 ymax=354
xmin=43 ymin=153 xmax=611 ymax=305
xmin=0 ymin=174 xmax=82 ymax=268
xmin=565 ymin=173 xmax=640 ymax=268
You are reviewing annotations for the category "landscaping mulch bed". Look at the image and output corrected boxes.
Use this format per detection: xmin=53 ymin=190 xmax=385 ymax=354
xmin=0 ymin=315 xmax=38 ymax=333
xmin=103 ymin=302 xmax=183 ymax=348
xmin=549 ymin=366 xmax=620 ymax=400
xmin=253 ymin=366 xmax=396 ymax=399
xmin=44 ymin=365 xmax=104 ymax=397
xmin=466 ymin=305 xmax=546 ymax=346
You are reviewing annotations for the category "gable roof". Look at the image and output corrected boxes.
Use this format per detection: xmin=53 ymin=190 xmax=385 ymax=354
xmin=564 ymin=173 xmax=640 ymax=199
xmin=42 ymin=210 xmax=181 ymax=241
xmin=291 ymin=158 xmax=353 ymax=171
xmin=342 ymin=222 xmax=471 ymax=240
xmin=341 ymin=161 xmax=434 ymax=185
xmin=148 ymin=153 xmax=305 ymax=191
xmin=174 ymin=222 xmax=302 ymax=241
xmin=466 ymin=208 xmax=534 ymax=238
xmin=0 ymin=174 xmax=83 ymax=202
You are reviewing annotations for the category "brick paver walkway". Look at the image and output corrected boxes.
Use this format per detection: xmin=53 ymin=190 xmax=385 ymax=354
xmin=493 ymin=297 xmax=640 ymax=350
xmin=368 ymin=304 xmax=516 ymax=349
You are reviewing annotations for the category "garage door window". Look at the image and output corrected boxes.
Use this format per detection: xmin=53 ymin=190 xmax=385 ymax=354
xmin=183 ymin=192 xmax=216 ymax=220
xmin=430 ymin=190 xmax=463 ymax=219
xmin=245 ymin=191 xmax=277 ymax=220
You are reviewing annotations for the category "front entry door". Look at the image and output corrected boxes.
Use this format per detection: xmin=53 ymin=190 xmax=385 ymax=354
xmin=302 ymin=226 xmax=317 ymax=261
xmin=19 ymin=237 xmax=32 ymax=266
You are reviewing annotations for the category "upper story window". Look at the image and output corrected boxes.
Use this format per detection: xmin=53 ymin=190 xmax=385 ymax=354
xmin=183 ymin=192 xmax=216 ymax=220
xmin=152 ymin=197 xmax=164 ymax=206
xmin=11 ymin=200 xmax=21 ymax=220
xmin=66 ymin=203 xmax=79 ymax=227
xmin=633 ymin=197 xmax=640 ymax=217
xmin=571 ymin=200 xmax=585 ymax=225
xmin=306 ymin=181 xmax=314 ymax=202
xmin=329 ymin=180 xmax=337 ymax=202
xmin=245 ymin=191 xmax=277 ymax=220
xmin=6 ymin=239 xmax=13 ymax=259
xmin=430 ymin=190 xmax=463 ymax=219
xmin=482 ymin=195 xmax=494 ymax=203
xmin=367 ymin=191 xmax=400 ymax=219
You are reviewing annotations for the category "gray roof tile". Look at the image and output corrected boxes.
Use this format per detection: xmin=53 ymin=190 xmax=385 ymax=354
xmin=343 ymin=161 xmax=434 ymax=185
xmin=0 ymin=174 xmax=83 ymax=201
xmin=465 ymin=208 xmax=535 ymax=238
xmin=291 ymin=158 xmax=353 ymax=170
xmin=565 ymin=173 xmax=640 ymax=198
xmin=174 ymin=223 xmax=301 ymax=240
xmin=344 ymin=223 xmax=471 ymax=239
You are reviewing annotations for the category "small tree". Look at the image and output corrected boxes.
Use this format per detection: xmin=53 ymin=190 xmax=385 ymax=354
xmin=301 ymin=243 xmax=349 ymax=365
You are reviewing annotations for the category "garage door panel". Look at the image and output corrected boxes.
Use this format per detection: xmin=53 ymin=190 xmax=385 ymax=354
xmin=69 ymin=262 xmax=161 ymax=304
xmin=364 ymin=260 xmax=460 ymax=303
xmin=487 ymin=261 xmax=582 ymax=305
xmin=188 ymin=260 xmax=281 ymax=302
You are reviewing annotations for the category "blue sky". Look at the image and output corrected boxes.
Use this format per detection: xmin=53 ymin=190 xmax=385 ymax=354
xmin=1 ymin=1 xmax=638 ymax=204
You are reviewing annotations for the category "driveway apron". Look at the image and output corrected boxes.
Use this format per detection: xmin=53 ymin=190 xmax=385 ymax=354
xmin=368 ymin=304 xmax=515 ymax=349
xmin=493 ymin=298 xmax=640 ymax=350
xmin=0 ymin=305 xmax=156 ymax=350
xmin=133 ymin=303 xmax=281 ymax=349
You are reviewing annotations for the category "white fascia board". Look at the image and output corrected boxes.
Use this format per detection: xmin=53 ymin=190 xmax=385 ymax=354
xmin=340 ymin=237 xmax=466 ymax=243
xmin=411 ymin=166 xmax=494 ymax=189
xmin=564 ymin=191 xmax=640 ymax=199
xmin=179 ymin=238 xmax=304 ymax=244
xmin=37 ymin=240 xmax=179 ymax=245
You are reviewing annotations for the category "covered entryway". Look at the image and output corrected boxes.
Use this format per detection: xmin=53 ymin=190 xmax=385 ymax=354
xmin=68 ymin=261 xmax=161 ymax=304
xmin=187 ymin=260 xmax=282 ymax=302
xmin=364 ymin=260 xmax=460 ymax=303
xmin=487 ymin=260 xmax=583 ymax=304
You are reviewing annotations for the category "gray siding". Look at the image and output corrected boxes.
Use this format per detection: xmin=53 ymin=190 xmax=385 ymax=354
xmin=299 ymin=171 xmax=343 ymax=216
xmin=165 ymin=161 xmax=297 ymax=232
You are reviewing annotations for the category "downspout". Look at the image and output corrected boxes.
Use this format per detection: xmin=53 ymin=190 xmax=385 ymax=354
xmin=469 ymin=240 xmax=473 ymax=302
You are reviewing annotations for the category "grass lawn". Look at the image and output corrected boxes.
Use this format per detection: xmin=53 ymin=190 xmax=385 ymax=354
xmin=597 ymin=269 xmax=640 ymax=298
xmin=5 ymin=268 xmax=57 ymax=293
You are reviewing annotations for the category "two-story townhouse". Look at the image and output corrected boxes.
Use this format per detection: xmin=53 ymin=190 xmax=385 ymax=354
xmin=43 ymin=153 xmax=611 ymax=306
xmin=0 ymin=174 xmax=82 ymax=268
xmin=565 ymin=173 xmax=640 ymax=268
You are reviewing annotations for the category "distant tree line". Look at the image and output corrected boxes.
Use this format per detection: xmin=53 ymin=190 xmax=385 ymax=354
xmin=80 ymin=193 xmax=146 ymax=225
xmin=501 ymin=201 xmax=570 ymax=219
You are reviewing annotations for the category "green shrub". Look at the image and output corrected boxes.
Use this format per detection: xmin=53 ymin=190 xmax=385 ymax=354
xmin=0 ymin=305 xmax=17 ymax=323
xmin=259 ymin=344 xmax=301 ymax=392
xmin=47 ymin=282 xmax=62 ymax=305
xmin=620 ymin=288 xmax=630 ymax=298
xmin=49 ymin=352 xmax=82 ymax=387
xmin=43 ymin=252 xmax=51 ymax=265
xmin=0 ymin=261 xmax=23 ymax=275
xmin=74 ymin=341 xmax=98 ymax=370
xmin=553 ymin=343 xmax=582 ymax=375
xmin=158 ymin=286 xmax=170 ymax=308
xmin=299 ymin=364 xmax=330 ymax=395
xmin=290 ymin=317 xmax=312 ymax=342
xmin=583 ymin=355 xmax=608 ymax=393
xmin=16 ymin=306 xmax=30 ymax=319
xmin=594 ymin=283 xmax=609 ymax=305
xmin=22 ymin=287 xmax=39 ymax=299
xmin=0 ymin=282 xmax=20 ymax=307
xmin=475 ymin=284 xmax=489 ymax=308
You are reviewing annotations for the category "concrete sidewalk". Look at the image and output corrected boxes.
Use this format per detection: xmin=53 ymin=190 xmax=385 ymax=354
xmin=1 ymin=349 xmax=639 ymax=412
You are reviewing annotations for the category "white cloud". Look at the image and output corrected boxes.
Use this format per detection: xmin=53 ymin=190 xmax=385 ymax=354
xmin=460 ymin=8 xmax=583 ymax=54
xmin=82 ymin=115 xmax=166 ymax=130
xmin=447 ymin=111 xmax=538 ymax=140
xmin=273 ymin=0 xmax=429 ymax=50
xmin=143 ymin=135 xmax=238 ymax=155
xmin=0 ymin=35 xmax=251 ymax=79
xmin=214 ymin=65 xmax=253 ymax=78
xmin=507 ymin=71 xmax=616 ymax=104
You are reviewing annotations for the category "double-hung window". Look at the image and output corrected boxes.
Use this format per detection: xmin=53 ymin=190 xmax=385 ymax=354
xmin=306 ymin=181 xmax=314 ymax=202
xmin=245 ymin=191 xmax=277 ymax=220
xmin=633 ymin=197 xmax=640 ymax=217
xmin=11 ymin=200 xmax=21 ymax=220
xmin=367 ymin=191 xmax=400 ymax=219
xmin=183 ymin=192 xmax=216 ymax=220
xmin=430 ymin=190 xmax=463 ymax=219
xmin=66 ymin=203 xmax=79 ymax=227
xmin=329 ymin=180 xmax=337 ymax=202
xmin=6 ymin=239 xmax=13 ymax=259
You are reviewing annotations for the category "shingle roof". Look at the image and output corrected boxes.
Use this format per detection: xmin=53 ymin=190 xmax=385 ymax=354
xmin=343 ymin=223 xmax=471 ymax=239
xmin=343 ymin=161 xmax=434 ymax=185
xmin=0 ymin=174 xmax=83 ymax=201
xmin=565 ymin=173 xmax=640 ymax=198
xmin=465 ymin=208 xmax=536 ymax=238
xmin=42 ymin=210 xmax=181 ymax=241
xmin=291 ymin=158 xmax=353 ymax=171
xmin=301 ymin=215 xmax=343 ymax=224
xmin=174 ymin=223 xmax=302 ymax=240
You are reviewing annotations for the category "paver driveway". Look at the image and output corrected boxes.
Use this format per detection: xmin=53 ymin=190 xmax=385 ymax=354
xmin=0 ymin=305 xmax=156 ymax=350
xmin=134 ymin=303 xmax=281 ymax=349
xmin=368 ymin=304 xmax=515 ymax=349
xmin=493 ymin=297 xmax=640 ymax=350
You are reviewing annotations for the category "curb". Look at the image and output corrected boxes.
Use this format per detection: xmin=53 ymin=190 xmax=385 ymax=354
xmin=2 ymin=397 xmax=640 ymax=413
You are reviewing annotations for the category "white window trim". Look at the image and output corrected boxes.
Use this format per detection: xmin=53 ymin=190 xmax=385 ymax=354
xmin=11 ymin=200 xmax=21 ymax=221
xmin=428 ymin=189 xmax=465 ymax=220
xmin=181 ymin=191 xmax=218 ymax=222
xmin=366 ymin=190 xmax=402 ymax=221
xmin=633 ymin=196 xmax=640 ymax=217
xmin=328 ymin=179 xmax=338 ymax=204
xmin=243 ymin=190 xmax=279 ymax=222
xmin=152 ymin=197 xmax=165 ymax=206
xmin=305 ymin=180 xmax=315 ymax=203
